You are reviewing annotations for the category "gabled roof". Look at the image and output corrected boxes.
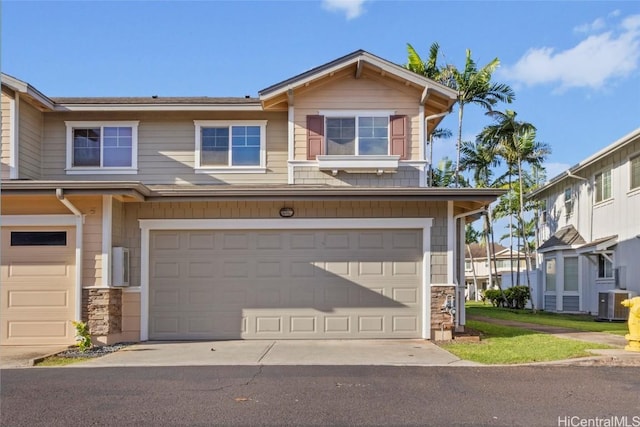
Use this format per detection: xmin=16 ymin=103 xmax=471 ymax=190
xmin=258 ymin=49 xmax=458 ymax=107
xmin=538 ymin=225 xmax=586 ymax=252
xmin=466 ymin=243 xmax=507 ymax=259
xmin=529 ymin=127 xmax=640 ymax=198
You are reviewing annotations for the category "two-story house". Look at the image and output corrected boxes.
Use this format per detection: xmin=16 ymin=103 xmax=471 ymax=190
xmin=464 ymin=243 xmax=531 ymax=300
xmin=529 ymin=128 xmax=640 ymax=314
xmin=1 ymin=50 xmax=503 ymax=346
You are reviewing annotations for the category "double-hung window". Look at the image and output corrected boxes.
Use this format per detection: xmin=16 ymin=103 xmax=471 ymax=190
xmin=564 ymin=187 xmax=573 ymax=217
xmin=594 ymin=168 xmax=612 ymax=203
xmin=325 ymin=115 xmax=389 ymax=156
xmin=65 ymin=121 xmax=139 ymax=174
xmin=194 ymin=120 xmax=267 ymax=172
xmin=630 ymin=155 xmax=640 ymax=191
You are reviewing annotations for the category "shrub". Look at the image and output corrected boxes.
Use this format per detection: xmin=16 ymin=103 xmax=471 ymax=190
xmin=483 ymin=286 xmax=530 ymax=309
xmin=484 ymin=289 xmax=506 ymax=307
xmin=72 ymin=321 xmax=92 ymax=352
xmin=504 ymin=286 xmax=531 ymax=309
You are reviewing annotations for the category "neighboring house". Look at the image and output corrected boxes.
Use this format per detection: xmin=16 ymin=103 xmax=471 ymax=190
xmin=529 ymin=128 xmax=640 ymax=314
xmin=464 ymin=243 xmax=530 ymax=300
xmin=0 ymin=50 xmax=503 ymax=346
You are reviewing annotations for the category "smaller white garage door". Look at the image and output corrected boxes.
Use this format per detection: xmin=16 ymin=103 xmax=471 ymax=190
xmin=149 ymin=229 xmax=423 ymax=340
xmin=1 ymin=228 xmax=76 ymax=345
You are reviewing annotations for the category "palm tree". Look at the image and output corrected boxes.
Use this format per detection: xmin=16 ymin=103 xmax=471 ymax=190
xmin=431 ymin=157 xmax=469 ymax=188
xmin=406 ymin=42 xmax=444 ymax=82
xmin=480 ymin=111 xmax=550 ymax=308
xmin=460 ymin=139 xmax=501 ymax=289
xmin=448 ymin=50 xmax=515 ymax=187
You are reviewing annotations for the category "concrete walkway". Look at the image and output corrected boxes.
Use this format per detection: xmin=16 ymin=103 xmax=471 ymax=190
xmin=72 ymin=339 xmax=479 ymax=368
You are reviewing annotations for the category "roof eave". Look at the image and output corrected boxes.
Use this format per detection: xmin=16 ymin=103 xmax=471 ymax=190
xmin=528 ymin=127 xmax=640 ymax=199
xmin=1 ymin=73 xmax=56 ymax=111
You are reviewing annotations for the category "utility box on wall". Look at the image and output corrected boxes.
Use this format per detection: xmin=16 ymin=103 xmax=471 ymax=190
xmin=112 ymin=247 xmax=130 ymax=287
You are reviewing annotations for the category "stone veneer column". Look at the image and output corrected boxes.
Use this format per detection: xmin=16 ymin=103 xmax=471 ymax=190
xmin=430 ymin=286 xmax=457 ymax=340
xmin=82 ymin=289 xmax=122 ymax=338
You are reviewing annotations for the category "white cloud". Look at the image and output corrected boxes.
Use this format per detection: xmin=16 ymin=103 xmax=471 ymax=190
xmin=574 ymin=17 xmax=606 ymax=33
xmin=501 ymin=13 xmax=640 ymax=92
xmin=321 ymin=0 xmax=367 ymax=20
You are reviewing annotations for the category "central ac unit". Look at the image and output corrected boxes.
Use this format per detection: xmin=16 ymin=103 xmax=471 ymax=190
xmin=597 ymin=290 xmax=635 ymax=321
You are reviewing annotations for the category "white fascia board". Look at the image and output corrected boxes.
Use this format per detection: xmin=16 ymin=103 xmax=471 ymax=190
xmin=54 ymin=104 xmax=263 ymax=112
xmin=1 ymin=73 xmax=55 ymax=110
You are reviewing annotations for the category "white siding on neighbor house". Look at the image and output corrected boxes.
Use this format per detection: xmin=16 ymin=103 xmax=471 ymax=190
xmin=536 ymin=132 xmax=640 ymax=313
xmin=1 ymin=87 xmax=14 ymax=179
xmin=41 ymin=111 xmax=288 ymax=184
xmin=18 ymin=98 xmax=43 ymax=179
xmin=293 ymin=70 xmax=423 ymax=161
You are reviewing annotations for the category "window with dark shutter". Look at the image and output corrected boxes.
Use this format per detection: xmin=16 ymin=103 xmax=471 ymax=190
xmin=307 ymin=115 xmax=325 ymax=160
xmin=389 ymin=115 xmax=408 ymax=160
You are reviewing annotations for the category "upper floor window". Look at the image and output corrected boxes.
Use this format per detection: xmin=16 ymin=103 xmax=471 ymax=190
xmin=65 ymin=121 xmax=139 ymax=174
xmin=630 ymin=155 xmax=640 ymax=191
xmin=594 ymin=169 xmax=612 ymax=203
xmin=564 ymin=187 xmax=573 ymax=216
xmin=308 ymin=111 xmax=407 ymax=161
xmin=326 ymin=116 xmax=389 ymax=156
xmin=194 ymin=120 xmax=267 ymax=173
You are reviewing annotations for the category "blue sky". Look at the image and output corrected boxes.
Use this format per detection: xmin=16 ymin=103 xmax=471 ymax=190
xmin=2 ymin=0 xmax=639 ymax=182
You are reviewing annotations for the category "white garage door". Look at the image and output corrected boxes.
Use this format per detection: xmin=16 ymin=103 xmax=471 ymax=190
xmin=149 ymin=229 xmax=422 ymax=340
xmin=1 ymin=227 xmax=76 ymax=345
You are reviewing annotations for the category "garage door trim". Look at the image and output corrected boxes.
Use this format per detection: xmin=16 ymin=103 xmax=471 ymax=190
xmin=139 ymin=218 xmax=433 ymax=341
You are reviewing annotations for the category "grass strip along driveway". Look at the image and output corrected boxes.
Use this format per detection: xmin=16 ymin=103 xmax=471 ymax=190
xmin=439 ymin=303 xmax=625 ymax=364
xmin=465 ymin=302 xmax=628 ymax=335
xmin=439 ymin=320 xmax=612 ymax=365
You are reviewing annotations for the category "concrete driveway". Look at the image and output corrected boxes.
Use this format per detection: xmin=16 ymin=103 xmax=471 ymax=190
xmin=70 ymin=340 xmax=477 ymax=368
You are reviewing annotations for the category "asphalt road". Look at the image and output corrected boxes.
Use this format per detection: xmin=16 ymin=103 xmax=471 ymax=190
xmin=1 ymin=365 xmax=639 ymax=426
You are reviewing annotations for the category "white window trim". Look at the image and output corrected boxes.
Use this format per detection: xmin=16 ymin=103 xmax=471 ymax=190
xmin=138 ymin=217 xmax=433 ymax=341
xmin=629 ymin=153 xmax=640 ymax=193
xmin=564 ymin=187 xmax=573 ymax=217
xmin=194 ymin=120 xmax=267 ymax=173
xmin=65 ymin=121 xmax=139 ymax=175
xmin=319 ymin=110 xmax=395 ymax=157
xmin=594 ymin=168 xmax=613 ymax=204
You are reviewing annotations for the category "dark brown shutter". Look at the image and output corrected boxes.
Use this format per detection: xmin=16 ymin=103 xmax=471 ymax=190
xmin=307 ymin=115 xmax=325 ymax=160
xmin=390 ymin=115 xmax=408 ymax=160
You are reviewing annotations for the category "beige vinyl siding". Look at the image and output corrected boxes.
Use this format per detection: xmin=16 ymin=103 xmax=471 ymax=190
xmin=121 ymin=200 xmax=448 ymax=287
xmin=1 ymin=87 xmax=14 ymax=179
xmin=18 ymin=98 xmax=43 ymax=179
xmin=293 ymin=70 xmax=422 ymax=161
xmin=121 ymin=291 xmax=141 ymax=341
xmin=111 ymin=197 xmax=126 ymax=247
xmin=41 ymin=111 xmax=288 ymax=184
xmin=0 ymin=195 xmax=104 ymax=287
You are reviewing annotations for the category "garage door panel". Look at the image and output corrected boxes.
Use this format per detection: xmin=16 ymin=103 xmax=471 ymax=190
xmin=8 ymin=290 xmax=69 ymax=308
xmin=1 ymin=228 xmax=76 ymax=345
xmin=149 ymin=229 xmax=422 ymax=340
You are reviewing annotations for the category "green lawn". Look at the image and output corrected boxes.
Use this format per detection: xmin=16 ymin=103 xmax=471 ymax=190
xmin=466 ymin=301 xmax=628 ymax=335
xmin=440 ymin=320 xmax=613 ymax=364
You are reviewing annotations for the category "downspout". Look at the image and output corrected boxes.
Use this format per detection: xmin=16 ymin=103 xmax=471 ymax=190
xmin=452 ymin=207 xmax=488 ymax=330
xmin=56 ymin=189 xmax=84 ymax=322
